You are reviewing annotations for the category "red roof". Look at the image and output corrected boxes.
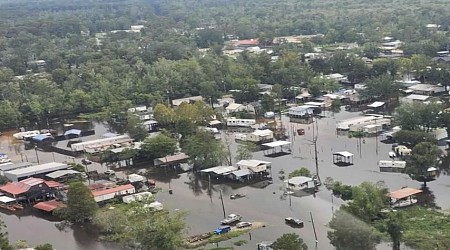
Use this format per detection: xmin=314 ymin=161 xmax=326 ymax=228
xmin=237 ymin=39 xmax=259 ymax=46
xmin=156 ymin=153 xmax=189 ymax=164
xmin=44 ymin=181 xmax=63 ymax=188
xmin=0 ymin=177 xmax=62 ymax=196
xmin=0 ymin=183 xmax=27 ymax=195
xmin=389 ymin=187 xmax=423 ymax=199
xmin=91 ymin=184 xmax=135 ymax=197
xmin=33 ymin=200 xmax=65 ymax=212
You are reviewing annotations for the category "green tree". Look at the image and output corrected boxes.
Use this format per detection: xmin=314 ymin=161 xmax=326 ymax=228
xmin=35 ymin=243 xmax=54 ymax=250
xmin=0 ymin=219 xmax=12 ymax=250
xmin=66 ymin=181 xmax=98 ymax=223
xmin=235 ymin=142 xmax=256 ymax=161
xmin=406 ymin=142 xmax=442 ymax=186
xmin=393 ymin=130 xmax=436 ymax=147
xmin=361 ymin=74 xmax=400 ymax=101
xmin=343 ymin=182 xmax=388 ymax=222
xmin=126 ymin=114 xmax=148 ymax=141
xmin=328 ymin=209 xmax=380 ymax=250
xmin=184 ymin=131 xmax=227 ymax=169
xmin=261 ymin=94 xmax=275 ymax=113
xmin=272 ymin=233 xmax=307 ymax=250
xmin=288 ymin=167 xmax=312 ymax=178
xmin=140 ymin=134 xmax=177 ymax=160
xmin=362 ymin=43 xmax=381 ymax=59
xmin=383 ymin=213 xmax=404 ymax=250
xmin=394 ymin=102 xmax=442 ymax=132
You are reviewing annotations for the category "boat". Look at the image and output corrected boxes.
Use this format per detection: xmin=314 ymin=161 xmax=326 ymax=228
xmin=0 ymin=154 xmax=11 ymax=164
xmin=230 ymin=194 xmax=246 ymax=200
xmin=0 ymin=196 xmax=18 ymax=211
xmin=12 ymin=203 xmax=24 ymax=209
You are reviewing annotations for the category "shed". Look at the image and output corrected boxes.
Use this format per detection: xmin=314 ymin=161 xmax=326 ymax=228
xmin=378 ymin=160 xmax=406 ymax=173
xmin=226 ymin=103 xmax=244 ymax=113
xmin=285 ymin=176 xmax=315 ymax=191
xmin=228 ymin=169 xmax=252 ymax=182
xmin=237 ymin=160 xmax=271 ymax=173
xmin=333 ymin=151 xmax=354 ymax=166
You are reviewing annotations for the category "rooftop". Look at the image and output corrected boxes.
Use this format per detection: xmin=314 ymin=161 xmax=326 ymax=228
xmin=408 ymin=84 xmax=444 ymax=92
xmin=333 ymin=151 xmax=354 ymax=157
xmin=406 ymin=94 xmax=430 ymax=101
xmin=155 ymin=153 xmax=189 ymax=164
xmin=262 ymin=141 xmax=292 ymax=148
xmin=0 ymin=162 xmax=32 ymax=172
xmin=45 ymin=170 xmax=80 ymax=179
xmin=92 ymin=184 xmax=135 ymax=197
xmin=285 ymin=176 xmax=313 ymax=185
xmin=201 ymin=166 xmax=238 ymax=175
xmin=389 ymin=187 xmax=423 ymax=200
xmin=251 ymin=129 xmax=273 ymax=137
xmin=33 ymin=200 xmax=66 ymax=212
xmin=5 ymin=162 xmax=68 ymax=178
xmin=237 ymin=159 xmax=271 ymax=168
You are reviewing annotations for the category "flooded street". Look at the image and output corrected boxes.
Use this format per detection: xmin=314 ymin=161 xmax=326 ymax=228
xmin=0 ymin=110 xmax=447 ymax=249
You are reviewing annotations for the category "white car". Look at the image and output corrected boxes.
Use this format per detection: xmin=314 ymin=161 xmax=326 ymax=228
xmin=236 ymin=221 xmax=252 ymax=228
xmin=220 ymin=214 xmax=242 ymax=225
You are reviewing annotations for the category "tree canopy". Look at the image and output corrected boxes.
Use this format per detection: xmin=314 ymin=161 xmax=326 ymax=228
xmin=272 ymin=233 xmax=308 ymax=250
xmin=66 ymin=181 xmax=99 ymax=223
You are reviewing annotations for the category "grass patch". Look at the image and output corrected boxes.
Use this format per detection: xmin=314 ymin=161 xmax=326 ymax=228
xmin=184 ymin=229 xmax=250 ymax=249
xmin=233 ymin=240 xmax=248 ymax=246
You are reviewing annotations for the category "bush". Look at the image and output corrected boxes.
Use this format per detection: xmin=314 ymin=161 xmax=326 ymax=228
xmin=289 ymin=168 xmax=312 ymax=178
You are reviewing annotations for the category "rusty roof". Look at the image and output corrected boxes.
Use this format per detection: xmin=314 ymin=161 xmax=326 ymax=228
xmin=33 ymin=200 xmax=65 ymax=212
xmin=389 ymin=187 xmax=423 ymax=199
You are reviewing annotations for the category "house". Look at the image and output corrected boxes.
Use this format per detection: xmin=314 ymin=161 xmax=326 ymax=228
xmin=92 ymin=184 xmax=136 ymax=203
xmin=284 ymin=176 xmax=315 ymax=191
xmin=235 ymin=39 xmax=259 ymax=48
xmin=236 ymin=160 xmax=271 ymax=173
xmin=226 ymin=103 xmax=245 ymax=114
xmin=171 ymin=96 xmax=203 ymax=107
xmin=226 ymin=118 xmax=256 ymax=127
xmin=404 ymin=94 xmax=431 ymax=103
xmin=245 ymin=129 xmax=274 ymax=144
xmin=378 ymin=160 xmax=406 ymax=173
xmin=200 ymin=166 xmax=238 ymax=178
xmin=257 ymin=84 xmax=273 ymax=92
xmin=70 ymin=135 xmax=133 ymax=153
xmin=153 ymin=153 xmax=189 ymax=167
xmin=288 ymin=106 xmax=315 ymax=122
xmin=407 ymin=84 xmax=445 ymax=96
xmin=324 ymin=73 xmax=348 ymax=82
xmin=337 ymin=115 xmax=387 ymax=131
xmin=4 ymin=162 xmax=69 ymax=182
xmin=0 ymin=177 xmax=63 ymax=202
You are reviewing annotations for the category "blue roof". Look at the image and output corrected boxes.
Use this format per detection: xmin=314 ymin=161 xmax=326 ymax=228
xmin=32 ymin=134 xmax=51 ymax=142
xmin=64 ymin=129 xmax=82 ymax=136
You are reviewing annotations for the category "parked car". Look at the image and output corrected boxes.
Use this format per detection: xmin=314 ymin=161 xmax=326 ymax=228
xmin=285 ymin=217 xmax=304 ymax=227
xmin=214 ymin=225 xmax=231 ymax=234
xmin=82 ymin=159 xmax=92 ymax=165
xmin=220 ymin=214 xmax=242 ymax=225
xmin=236 ymin=221 xmax=252 ymax=228
xmin=257 ymin=241 xmax=274 ymax=250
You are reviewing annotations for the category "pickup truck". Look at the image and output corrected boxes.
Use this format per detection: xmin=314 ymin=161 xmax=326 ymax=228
xmin=220 ymin=214 xmax=242 ymax=225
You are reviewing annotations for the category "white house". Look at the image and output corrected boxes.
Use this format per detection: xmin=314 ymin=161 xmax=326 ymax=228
xmin=284 ymin=176 xmax=315 ymax=191
xmin=245 ymin=129 xmax=274 ymax=143
xmin=226 ymin=103 xmax=245 ymax=113
xmin=226 ymin=118 xmax=256 ymax=127
xmin=236 ymin=159 xmax=271 ymax=173
xmin=92 ymin=184 xmax=136 ymax=203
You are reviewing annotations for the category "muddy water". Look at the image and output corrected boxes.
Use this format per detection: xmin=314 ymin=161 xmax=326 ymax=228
xmin=0 ymin=111 xmax=447 ymax=249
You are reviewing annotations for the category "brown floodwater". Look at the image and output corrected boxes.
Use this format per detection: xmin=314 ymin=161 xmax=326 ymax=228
xmin=0 ymin=111 xmax=446 ymax=249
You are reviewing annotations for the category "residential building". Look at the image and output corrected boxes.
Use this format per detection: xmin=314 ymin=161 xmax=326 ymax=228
xmin=92 ymin=184 xmax=136 ymax=203
xmin=0 ymin=177 xmax=62 ymax=202
xmin=172 ymin=96 xmax=203 ymax=107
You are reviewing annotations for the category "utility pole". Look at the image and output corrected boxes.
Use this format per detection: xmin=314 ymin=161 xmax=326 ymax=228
xmin=219 ymin=189 xmax=226 ymax=219
xmin=34 ymin=146 xmax=40 ymax=164
xmin=310 ymin=211 xmax=318 ymax=243
xmin=312 ymin=118 xmax=320 ymax=182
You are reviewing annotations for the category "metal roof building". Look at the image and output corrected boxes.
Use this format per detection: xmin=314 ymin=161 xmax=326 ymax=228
xmin=0 ymin=162 xmax=33 ymax=175
xmin=4 ymin=162 xmax=69 ymax=182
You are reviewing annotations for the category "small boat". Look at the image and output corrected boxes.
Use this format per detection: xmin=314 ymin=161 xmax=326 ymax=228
xmin=230 ymin=194 xmax=246 ymax=200
xmin=12 ymin=203 xmax=24 ymax=209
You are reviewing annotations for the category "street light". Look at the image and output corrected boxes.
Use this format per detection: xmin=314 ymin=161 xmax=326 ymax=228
xmin=34 ymin=145 xmax=40 ymax=164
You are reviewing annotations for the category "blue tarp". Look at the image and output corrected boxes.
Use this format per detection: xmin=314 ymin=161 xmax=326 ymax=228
xmin=32 ymin=134 xmax=51 ymax=142
xmin=64 ymin=129 xmax=82 ymax=136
